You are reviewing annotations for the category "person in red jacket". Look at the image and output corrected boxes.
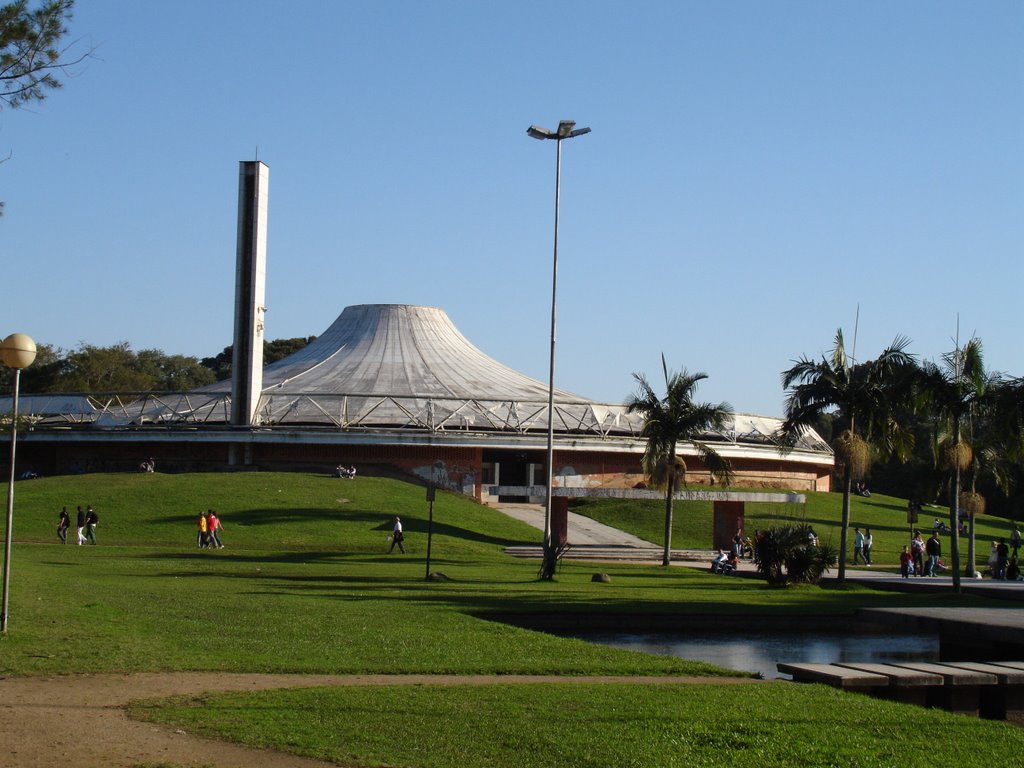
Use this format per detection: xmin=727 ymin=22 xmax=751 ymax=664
xmin=207 ymin=510 xmax=225 ymax=549
xmin=899 ymin=545 xmax=913 ymax=578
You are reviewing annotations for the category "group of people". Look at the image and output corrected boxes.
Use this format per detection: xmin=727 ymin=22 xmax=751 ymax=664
xmin=57 ymin=505 xmax=99 ymax=545
xmin=900 ymin=529 xmax=943 ymax=577
xmin=335 ymin=465 xmax=357 ymax=479
xmin=932 ymin=517 xmax=969 ymax=535
xmin=712 ymin=529 xmax=762 ymax=574
xmin=196 ymin=510 xmax=225 ymax=549
xmin=711 ymin=548 xmax=738 ymax=574
xmin=853 ymin=527 xmax=874 ymax=565
xmin=986 ymin=537 xmax=1022 ymax=581
xmin=732 ymin=530 xmax=756 ymax=560
xmin=57 ymin=501 xmax=414 ymax=556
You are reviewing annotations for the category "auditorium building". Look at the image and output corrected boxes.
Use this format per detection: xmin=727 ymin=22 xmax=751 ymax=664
xmin=9 ymin=163 xmax=833 ymax=501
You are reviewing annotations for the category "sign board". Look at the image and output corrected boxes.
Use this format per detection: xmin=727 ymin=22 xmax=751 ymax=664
xmin=907 ymin=501 xmax=920 ymax=524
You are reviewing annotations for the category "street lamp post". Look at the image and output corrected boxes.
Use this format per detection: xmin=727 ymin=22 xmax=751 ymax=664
xmin=527 ymin=120 xmax=590 ymax=580
xmin=1 ymin=332 xmax=37 ymax=633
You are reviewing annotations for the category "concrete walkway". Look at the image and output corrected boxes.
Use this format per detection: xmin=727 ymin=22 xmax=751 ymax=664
xmin=497 ymin=503 xmax=656 ymax=548
xmin=496 ymin=503 xmax=719 ymax=565
xmin=835 ymin=564 xmax=1024 ymax=601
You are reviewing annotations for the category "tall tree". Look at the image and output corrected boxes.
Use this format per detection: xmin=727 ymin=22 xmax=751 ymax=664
xmin=1 ymin=0 xmax=76 ymax=108
xmin=945 ymin=367 xmax=1022 ymax=576
xmin=0 ymin=340 xmax=63 ymax=391
xmin=2 ymin=0 xmax=87 ymax=213
xmin=626 ymin=357 xmax=733 ymax=566
xmin=992 ymin=377 xmax=1024 ymax=520
xmin=135 ymin=349 xmax=216 ymax=391
xmin=918 ymin=338 xmax=989 ymax=592
xmin=200 ymin=336 xmax=316 ymax=381
xmin=61 ymin=342 xmax=156 ymax=392
xmin=780 ymin=330 xmax=915 ymax=582
xmin=10 ymin=342 xmax=215 ymax=393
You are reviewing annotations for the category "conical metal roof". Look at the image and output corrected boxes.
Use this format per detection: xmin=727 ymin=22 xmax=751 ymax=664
xmin=249 ymin=304 xmax=626 ymax=434
xmin=261 ymin=304 xmax=589 ymax=402
xmin=36 ymin=304 xmax=829 ymax=455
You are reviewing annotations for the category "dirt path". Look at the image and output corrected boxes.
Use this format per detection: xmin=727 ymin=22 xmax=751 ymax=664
xmin=0 ymin=672 xmax=760 ymax=768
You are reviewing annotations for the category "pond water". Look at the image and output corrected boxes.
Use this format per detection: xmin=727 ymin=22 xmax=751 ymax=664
xmin=576 ymin=630 xmax=940 ymax=679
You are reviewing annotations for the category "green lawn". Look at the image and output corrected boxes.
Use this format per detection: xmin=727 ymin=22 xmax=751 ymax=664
xmin=3 ymin=471 xmax=1021 ymax=766
xmin=569 ymin=487 xmax=1015 ymax=572
xmin=131 ymin=682 xmax=1024 ymax=768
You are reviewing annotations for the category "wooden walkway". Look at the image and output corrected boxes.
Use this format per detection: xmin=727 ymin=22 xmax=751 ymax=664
xmin=779 ymin=660 xmax=1024 ymax=720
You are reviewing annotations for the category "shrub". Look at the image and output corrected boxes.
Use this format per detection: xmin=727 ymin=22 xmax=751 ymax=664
xmin=754 ymin=524 xmax=838 ymax=586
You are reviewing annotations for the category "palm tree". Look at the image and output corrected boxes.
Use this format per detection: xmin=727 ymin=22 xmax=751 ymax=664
xmin=937 ymin=367 xmax=1021 ymax=578
xmin=780 ymin=330 xmax=915 ymax=582
xmin=987 ymin=376 xmax=1024 ymax=487
xmin=918 ymin=338 xmax=989 ymax=592
xmin=626 ymin=357 xmax=733 ymax=566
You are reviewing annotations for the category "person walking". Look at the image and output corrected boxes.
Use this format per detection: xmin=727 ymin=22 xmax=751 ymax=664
xmin=207 ymin=509 xmax=224 ymax=549
xmin=863 ymin=528 xmax=873 ymax=566
xmin=84 ymin=506 xmax=99 ymax=545
xmin=57 ymin=506 xmax=70 ymax=544
xmin=388 ymin=515 xmax=405 ymax=554
xmin=1011 ymin=527 xmax=1021 ymax=559
xmin=197 ymin=511 xmax=209 ymax=549
xmin=996 ymin=538 xmax=1009 ymax=580
xmin=926 ymin=531 xmax=942 ymax=576
xmin=911 ymin=531 xmax=925 ymax=577
xmin=853 ymin=527 xmax=864 ymax=565
xmin=75 ymin=506 xmax=86 ymax=545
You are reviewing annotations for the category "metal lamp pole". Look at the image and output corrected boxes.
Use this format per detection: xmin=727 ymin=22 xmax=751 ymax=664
xmin=1 ymin=333 xmax=37 ymax=633
xmin=527 ymin=120 xmax=590 ymax=579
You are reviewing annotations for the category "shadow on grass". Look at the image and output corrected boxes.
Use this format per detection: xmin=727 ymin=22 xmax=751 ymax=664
xmin=152 ymin=508 xmax=384 ymax=527
xmin=149 ymin=509 xmax=532 ymax=549
xmin=375 ymin=518 xmax=532 ymax=548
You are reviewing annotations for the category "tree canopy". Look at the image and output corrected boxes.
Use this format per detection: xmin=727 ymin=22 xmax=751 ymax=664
xmin=0 ymin=341 xmax=216 ymax=393
xmin=3 ymin=342 xmax=216 ymax=393
xmin=2 ymin=0 xmax=87 ymax=213
xmin=780 ymin=329 xmax=916 ymax=582
xmin=1 ymin=0 xmax=77 ymax=110
xmin=2 ymin=336 xmax=319 ymax=393
xmin=200 ymin=336 xmax=316 ymax=381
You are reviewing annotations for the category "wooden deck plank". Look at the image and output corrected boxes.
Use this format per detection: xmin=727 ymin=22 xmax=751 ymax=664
xmin=835 ymin=663 xmax=944 ymax=686
xmin=893 ymin=662 xmax=998 ymax=686
xmin=947 ymin=662 xmax=1024 ymax=684
xmin=777 ymin=663 xmax=888 ymax=688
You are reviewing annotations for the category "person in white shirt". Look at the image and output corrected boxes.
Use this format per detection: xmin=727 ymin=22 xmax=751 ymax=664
xmin=388 ymin=516 xmax=405 ymax=554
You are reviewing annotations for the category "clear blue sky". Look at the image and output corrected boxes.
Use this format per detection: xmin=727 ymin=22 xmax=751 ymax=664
xmin=2 ymin=1 xmax=1021 ymax=417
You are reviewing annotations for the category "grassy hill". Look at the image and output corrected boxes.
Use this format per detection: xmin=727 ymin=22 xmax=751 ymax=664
xmin=3 ymin=471 xmax=1022 ymax=766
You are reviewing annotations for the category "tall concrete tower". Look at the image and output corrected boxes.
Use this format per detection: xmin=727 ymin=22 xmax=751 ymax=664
xmin=230 ymin=160 xmax=269 ymax=428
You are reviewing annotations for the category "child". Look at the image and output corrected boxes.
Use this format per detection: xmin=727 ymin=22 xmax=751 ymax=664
xmin=899 ymin=545 xmax=913 ymax=579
